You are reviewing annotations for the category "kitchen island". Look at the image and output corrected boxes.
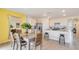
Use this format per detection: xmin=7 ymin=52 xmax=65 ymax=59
xmin=43 ymin=29 xmax=74 ymax=46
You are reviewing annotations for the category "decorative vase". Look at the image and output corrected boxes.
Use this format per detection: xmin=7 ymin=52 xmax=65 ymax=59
xmin=28 ymin=29 xmax=31 ymax=33
xmin=26 ymin=29 xmax=28 ymax=33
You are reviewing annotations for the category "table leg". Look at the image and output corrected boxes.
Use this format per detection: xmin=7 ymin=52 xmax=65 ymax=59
xmin=28 ymin=41 xmax=30 ymax=50
xmin=27 ymin=39 xmax=30 ymax=50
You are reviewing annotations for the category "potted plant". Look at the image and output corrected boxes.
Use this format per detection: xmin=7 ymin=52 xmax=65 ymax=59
xmin=10 ymin=25 xmax=13 ymax=28
xmin=21 ymin=23 xmax=32 ymax=33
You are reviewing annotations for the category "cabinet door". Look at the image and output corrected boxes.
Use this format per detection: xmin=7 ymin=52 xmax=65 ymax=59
xmin=53 ymin=31 xmax=59 ymax=40
xmin=49 ymin=31 xmax=59 ymax=40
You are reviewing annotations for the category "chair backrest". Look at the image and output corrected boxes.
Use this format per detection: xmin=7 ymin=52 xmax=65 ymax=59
xmin=10 ymin=29 xmax=17 ymax=42
xmin=10 ymin=29 xmax=21 ymax=45
xmin=11 ymin=29 xmax=16 ymax=34
xmin=35 ymin=31 xmax=42 ymax=46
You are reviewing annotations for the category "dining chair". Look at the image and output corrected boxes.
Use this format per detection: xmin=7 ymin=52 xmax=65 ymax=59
xmin=10 ymin=29 xmax=17 ymax=50
xmin=13 ymin=32 xmax=27 ymax=50
xmin=10 ymin=29 xmax=27 ymax=50
xmin=34 ymin=31 xmax=42 ymax=50
xmin=20 ymin=36 xmax=27 ymax=50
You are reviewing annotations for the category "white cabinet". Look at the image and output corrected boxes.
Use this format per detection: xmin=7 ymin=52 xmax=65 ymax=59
xmin=49 ymin=31 xmax=59 ymax=41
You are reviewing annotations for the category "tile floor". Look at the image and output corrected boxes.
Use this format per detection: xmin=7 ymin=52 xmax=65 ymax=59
xmin=0 ymin=38 xmax=79 ymax=50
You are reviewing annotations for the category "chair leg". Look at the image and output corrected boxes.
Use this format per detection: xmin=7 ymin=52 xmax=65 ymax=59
xmin=24 ymin=45 xmax=26 ymax=48
xmin=34 ymin=45 xmax=37 ymax=50
xmin=11 ymin=42 xmax=13 ymax=48
xmin=20 ymin=45 xmax=22 ymax=50
xmin=64 ymin=39 xmax=65 ymax=45
xmin=13 ymin=41 xmax=15 ymax=50
xmin=59 ymin=38 xmax=61 ymax=44
xmin=40 ymin=44 xmax=42 ymax=50
xmin=28 ymin=42 xmax=31 ymax=50
xmin=16 ymin=43 xmax=18 ymax=50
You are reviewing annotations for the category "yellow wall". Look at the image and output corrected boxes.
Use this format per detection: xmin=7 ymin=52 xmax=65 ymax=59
xmin=0 ymin=9 xmax=26 ymax=44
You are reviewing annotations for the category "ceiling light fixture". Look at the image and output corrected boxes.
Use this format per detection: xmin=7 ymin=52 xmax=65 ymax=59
xmin=63 ymin=14 xmax=66 ymax=16
xmin=43 ymin=13 xmax=47 ymax=17
xmin=62 ymin=9 xmax=66 ymax=13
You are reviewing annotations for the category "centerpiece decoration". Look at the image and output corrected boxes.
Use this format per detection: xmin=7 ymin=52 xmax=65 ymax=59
xmin=21 ymin=23 xmax=32 ymax=33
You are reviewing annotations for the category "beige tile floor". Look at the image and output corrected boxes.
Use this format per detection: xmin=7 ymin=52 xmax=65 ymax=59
xmin=0 ymin=38 xmax=79 ymax=50
xmin=42 ymin=39 xmax=78 ymax=50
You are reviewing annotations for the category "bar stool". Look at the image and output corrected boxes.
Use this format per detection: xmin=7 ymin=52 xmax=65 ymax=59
xmin=44 ymin=32 xmax=49 ymax=40
xmin=59 ymin=34 xmax=65 ymax=44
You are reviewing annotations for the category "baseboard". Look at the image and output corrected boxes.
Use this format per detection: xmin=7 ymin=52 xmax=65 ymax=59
xmin=0 ymin=40 xmax=10 ymax=45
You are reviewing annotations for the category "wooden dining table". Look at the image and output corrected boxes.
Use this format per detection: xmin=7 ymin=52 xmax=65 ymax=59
xmin=20 ymin=32 xmax=35 ymax=50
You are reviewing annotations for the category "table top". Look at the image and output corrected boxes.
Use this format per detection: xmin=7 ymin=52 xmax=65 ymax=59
xmin=20 ymin=32 xmax=35 ymax=40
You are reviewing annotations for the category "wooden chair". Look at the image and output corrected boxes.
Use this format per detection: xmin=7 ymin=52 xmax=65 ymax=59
xmin=34 ymin=31 xmax=42 ymax=49
xmin=10 ymin=29 xmax=17 ymax=50
xmin=10 ymin=29 xmax=27 ymax=50
xmin=20 ymin=36 xmax=27 ymax=50
xmin=13 ymin=33 xmax=27 ymax=50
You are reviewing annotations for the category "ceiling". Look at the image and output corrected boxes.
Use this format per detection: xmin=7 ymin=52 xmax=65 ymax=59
xmin=7 ymin=8 xmax=79 ymax=18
